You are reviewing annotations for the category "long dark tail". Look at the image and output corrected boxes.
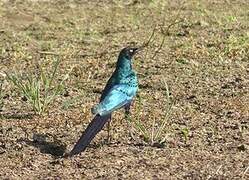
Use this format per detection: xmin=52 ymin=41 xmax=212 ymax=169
xmin=66 ymin=114 xmax=110 ymax=157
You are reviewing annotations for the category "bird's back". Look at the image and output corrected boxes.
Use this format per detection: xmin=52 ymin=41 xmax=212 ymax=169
xmin=100 ymin=71 xmax=118 ymax=102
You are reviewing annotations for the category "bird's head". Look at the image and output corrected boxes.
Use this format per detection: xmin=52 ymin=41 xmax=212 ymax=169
xmin=119 ymin=47 xmax=139 ymax=60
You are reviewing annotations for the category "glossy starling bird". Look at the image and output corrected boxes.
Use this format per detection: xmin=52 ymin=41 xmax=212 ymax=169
xmin=67 ymin=47 xmax=139 ymax=157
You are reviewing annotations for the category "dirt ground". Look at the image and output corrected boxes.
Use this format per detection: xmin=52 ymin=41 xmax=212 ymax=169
xmin=0 ymin=0 xmax=248 ymax=179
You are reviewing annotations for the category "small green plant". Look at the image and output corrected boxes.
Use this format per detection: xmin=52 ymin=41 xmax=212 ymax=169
xmin=181 ymin=127 xmax=190 ymax=143
xmin=6 ymin=59 xmax=70 ymax=115
xmin=227 ymin=15 xmax=237 ymax=23
xmin=127 ymin=78 xmax=173 ymax=147
xmin=224 ymin=34 xmax=249 ymax=54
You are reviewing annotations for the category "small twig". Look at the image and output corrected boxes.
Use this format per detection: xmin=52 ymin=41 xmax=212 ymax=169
xmin=242 ymin=166 xmax=249 ymax=179
xmin=151 ymin=7 xmax=184 ymax=60
xmin=207 ymin=164 xmax=223 ymax=180
xmin=215 ymin=165 xmax=223 ymax=175
xmin=38 ymin=50 xmax=119 ymax=58
xmin=38 ymin=51 xmax=62 ymax=56
xmin=161 ymin=15 xmax=183 ymax=36
xmin=140 ymin=26 xmax=158 ymax=59
xmin=78 ymin=50 xmax=119 ymax=58
xmin=140 ymin=26 xmax=157 ymax=49
xmin=151 ymin=24 xmax=182 ymax=60
xmin=151 ymin=114 xmax=156 ymax=144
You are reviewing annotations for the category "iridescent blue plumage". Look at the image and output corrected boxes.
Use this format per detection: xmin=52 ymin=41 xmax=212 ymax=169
xmin=67 ymin=47 xmax=139 ymax=157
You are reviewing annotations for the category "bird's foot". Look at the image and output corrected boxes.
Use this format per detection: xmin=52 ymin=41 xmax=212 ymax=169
xmin=103 ymin=135 xmax=112 ymax=145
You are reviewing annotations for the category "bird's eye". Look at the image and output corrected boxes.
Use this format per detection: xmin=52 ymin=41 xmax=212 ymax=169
xmin=129 ymin=49 xmax=133 ymax=53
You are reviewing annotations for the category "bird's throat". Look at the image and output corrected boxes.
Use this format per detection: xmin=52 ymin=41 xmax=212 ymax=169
xmin=117 ymin=57 xmax=132 ymax=73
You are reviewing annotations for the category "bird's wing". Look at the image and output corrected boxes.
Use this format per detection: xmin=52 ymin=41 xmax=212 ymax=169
xmin=97 ymin=84 xmax=137 ymax=116
xmin=100 ymin=74 xmax=116 ymax=101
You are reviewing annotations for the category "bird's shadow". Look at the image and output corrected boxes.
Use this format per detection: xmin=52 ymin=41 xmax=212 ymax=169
xmin=21 ymin=133 xmax=66 ymax=157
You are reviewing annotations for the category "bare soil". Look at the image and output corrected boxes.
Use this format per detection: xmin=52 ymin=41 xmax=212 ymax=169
xmin=0 ymin=0 xmax=248 ymax=179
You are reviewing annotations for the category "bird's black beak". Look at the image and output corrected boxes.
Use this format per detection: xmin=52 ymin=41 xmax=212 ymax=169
xmin=135 ymin=45 xmax=146 ymax=54
xmin=132 ymin=47 xmax=140 ymax=56
xmin=133 ymin=47 xmax=139 ymax=53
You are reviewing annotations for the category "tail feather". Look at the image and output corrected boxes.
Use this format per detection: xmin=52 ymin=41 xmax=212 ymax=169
xmin=66 ymin=114 xmax=110 ymax=157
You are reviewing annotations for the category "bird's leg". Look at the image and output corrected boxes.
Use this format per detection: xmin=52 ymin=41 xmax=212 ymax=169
xmin=124 ymin=102 xmax=131 ymax=117
xmin=107 ymin=115 xmax=112 ymax=144
xmin=124 ymin=102 xmax=135 ymax=140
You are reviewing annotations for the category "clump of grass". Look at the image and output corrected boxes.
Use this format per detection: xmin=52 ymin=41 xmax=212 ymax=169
xmin=6 ymin=58 xmax=70 ymax=115
xmin=127 ymin=78 xmax=173 ymax=147
xmin=224 ymin=34 xmax=249 ymax=54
